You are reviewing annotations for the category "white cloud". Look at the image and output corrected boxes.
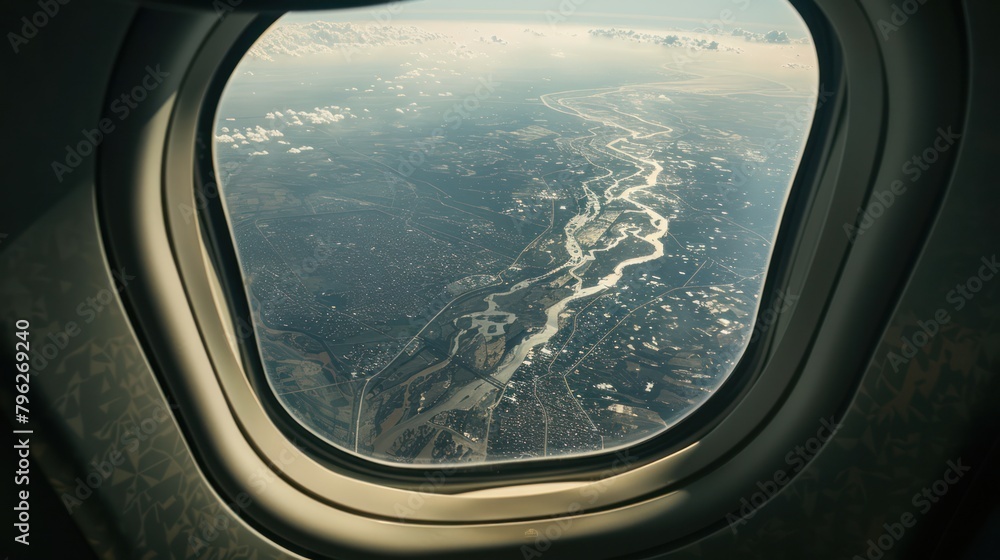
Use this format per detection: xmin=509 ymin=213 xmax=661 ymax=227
xmin=243 ymin=125 xmax=284 ymax=143
xmin=246 ymin=21 xmax=448 ymax=61
xmin=282 ymin=107 xmax=346 ymax=125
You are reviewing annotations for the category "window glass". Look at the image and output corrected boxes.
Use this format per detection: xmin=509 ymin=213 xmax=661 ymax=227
xmin=214 ymin=0 xmax=818 ymax=466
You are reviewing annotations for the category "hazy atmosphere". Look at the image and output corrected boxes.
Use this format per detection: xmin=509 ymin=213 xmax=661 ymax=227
xmin=215 ymin=0 xmax=819 ymax=466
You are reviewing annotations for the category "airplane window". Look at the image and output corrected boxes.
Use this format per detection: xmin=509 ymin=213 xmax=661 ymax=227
xmin=212 ymin=0 xmax=819 ymax=467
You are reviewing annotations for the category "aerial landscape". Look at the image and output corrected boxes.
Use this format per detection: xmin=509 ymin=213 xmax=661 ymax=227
xmin=214 ymin=1 xmax=819 ymax=466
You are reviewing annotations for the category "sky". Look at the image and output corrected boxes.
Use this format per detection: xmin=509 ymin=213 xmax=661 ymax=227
xmin=286 ymin=0 xmax=810 ymax=35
